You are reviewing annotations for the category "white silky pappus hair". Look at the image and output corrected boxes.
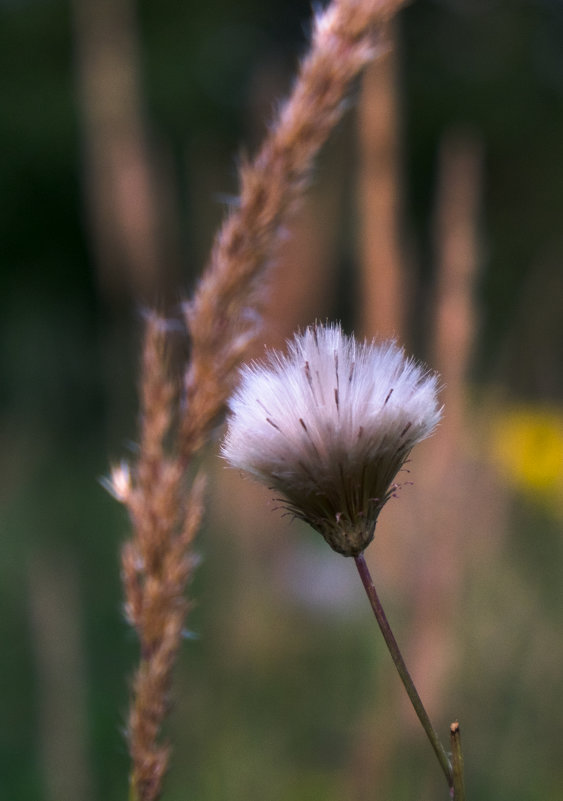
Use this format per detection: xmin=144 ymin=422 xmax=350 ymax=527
xmin=222 ymin=322 xmax=442 ymax=556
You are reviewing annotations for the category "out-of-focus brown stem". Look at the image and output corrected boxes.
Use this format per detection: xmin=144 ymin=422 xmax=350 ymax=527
xmin=357 ymin=22 xmax=405 ymax=341
xmin=71 ymin=0 xmax=171 ymax=302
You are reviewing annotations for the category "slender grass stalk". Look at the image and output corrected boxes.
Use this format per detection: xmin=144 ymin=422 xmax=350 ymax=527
xmin=353 ymin=552 xmax=454 ymax=790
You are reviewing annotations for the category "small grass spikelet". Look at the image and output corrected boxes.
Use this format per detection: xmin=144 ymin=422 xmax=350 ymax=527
xmin=222 ymin=323 xmax=442 ymax=556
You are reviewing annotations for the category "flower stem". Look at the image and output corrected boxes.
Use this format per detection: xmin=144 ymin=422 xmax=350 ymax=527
xmin=353 ymin=552 xmax=453 ymax=790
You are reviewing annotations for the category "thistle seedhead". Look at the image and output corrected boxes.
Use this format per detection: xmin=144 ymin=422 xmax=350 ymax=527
xmin=222 ymin=323 xmax=442 ymax=556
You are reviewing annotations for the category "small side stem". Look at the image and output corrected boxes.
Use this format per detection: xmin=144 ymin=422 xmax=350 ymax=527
xmin=128 ymin=779 xmax=139 ymax=801
xmin=354 ymin=552 xmax=453 ymax=790
xmin=450 ymin=721 xmax=466 ymax=801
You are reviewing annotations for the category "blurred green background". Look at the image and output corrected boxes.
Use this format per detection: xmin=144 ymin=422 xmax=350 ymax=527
xmin=2 ymin=0 xmax=563 ymax=799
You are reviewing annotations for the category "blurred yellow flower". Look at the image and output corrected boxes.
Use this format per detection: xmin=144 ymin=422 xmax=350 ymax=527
xmin=492 ymin=405 xmax=563 ymax=512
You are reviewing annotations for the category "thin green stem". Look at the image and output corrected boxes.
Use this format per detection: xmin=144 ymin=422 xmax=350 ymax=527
xmin=354 ymin=552 xmax=453 ymax=790
xmin=450 ymin=721 xmax=466 ymax=801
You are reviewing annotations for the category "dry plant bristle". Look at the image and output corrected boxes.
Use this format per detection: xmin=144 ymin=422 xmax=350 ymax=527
xmin=114 ymin=316 xmax=205 ymax=801
xmin=114 ymin=1 xmax=407 ymax=799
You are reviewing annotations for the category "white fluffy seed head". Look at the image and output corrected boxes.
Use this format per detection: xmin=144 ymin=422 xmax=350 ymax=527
xmin=222 ymin=323 xmax=442 ymax=556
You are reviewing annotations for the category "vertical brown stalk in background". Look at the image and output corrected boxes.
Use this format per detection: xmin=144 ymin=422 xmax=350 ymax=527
xmin=431 ymin=130 xmax=482 ymax=462
xmin=111 ymin=1 xmax=408 ymax=799
xmin=347 ymin=26 xmax=407 ymax=799
xmin=71 ymin=0 xmax=175 ymax=302
xmin=406 ymin=130 xmax=483 ymax=715
xmin=28 ymin=554 xmax=93 ymax=801
xmin=356 ymin=22 xmax=405 ymax=341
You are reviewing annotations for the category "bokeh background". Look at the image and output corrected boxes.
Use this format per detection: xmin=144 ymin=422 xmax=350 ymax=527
xmin=2 ymin=0 xmax=563 ymax=799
